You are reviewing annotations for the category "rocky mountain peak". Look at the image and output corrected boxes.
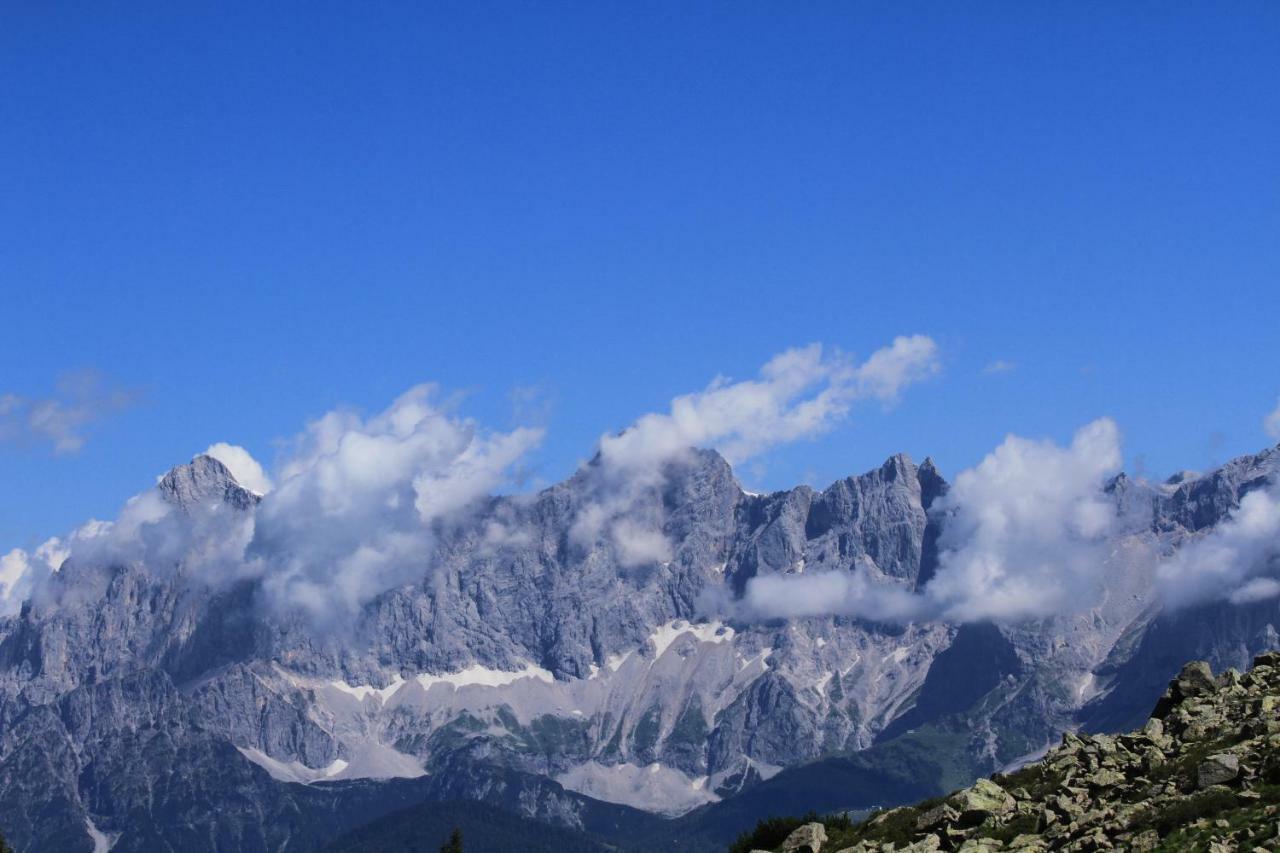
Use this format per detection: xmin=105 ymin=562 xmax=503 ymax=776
xmin=157 ymin=454 xmax=260 ymax=514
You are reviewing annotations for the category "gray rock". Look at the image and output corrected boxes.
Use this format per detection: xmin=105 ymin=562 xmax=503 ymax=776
xmin=1197 ymin=753 xmax=1240 ymax=788
xmin=781 ymin=821 xmax=828 ymax=852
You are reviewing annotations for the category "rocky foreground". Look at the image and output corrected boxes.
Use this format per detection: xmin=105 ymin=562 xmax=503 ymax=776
xmin=752 ymin=652 xmax=1280 ymax=852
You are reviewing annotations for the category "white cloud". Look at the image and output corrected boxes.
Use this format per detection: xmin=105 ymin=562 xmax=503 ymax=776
xmin=737 ymin=565 xmax=923 ymax=623
xmin=598 ymin=336 xmax=939 ymax=474
xmin=1266 ymin=398 xmax=1280 ymax=441
xmin=610 ymin=519 xmax=673 ymax=568
xmin=249 ymin=384 xmax=544 ymax=620
xmin=0 ymin=537 xmax=70 ymax=616
xmin=0 ymin=549 xmax=35 ymax=616
xmin=1157 ymin=486 xmax=1280 ymax=610
xmin=733 ymin=418 xmax=1125 ymax=624
xmin=0 ymin=370 xmax=136 ymax=455
xmin=922 ymin=418 xmax=1122 ymax=622
xmin=582 ymin=336 xmax=939 ymax=567
xmin=983 ymin=360 xmax=1017 ymax=374
xmin=204 ymin=443 xmax=274 ymax=494
xmin=6 ymin=383 xmax=543 ymax=625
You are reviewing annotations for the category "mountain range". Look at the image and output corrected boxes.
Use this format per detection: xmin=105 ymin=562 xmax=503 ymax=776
xmin=1 ymin=441 xmax=1277 ymax=851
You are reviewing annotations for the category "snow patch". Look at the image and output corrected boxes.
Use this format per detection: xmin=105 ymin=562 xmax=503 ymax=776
xmin=648 ymin=620 xmax=735 ymax=660
xmin=415 ymin=662 xmax=555 ymax=692
xmin=328 ymin=675 xmax=406 ymax=704
xmin=321 ymin=663 xmax=553 ymax=705
xmin=556 ymin=761 xmax=719 ymax=816
xmin=237 ymin=745 xmax=421 ymax=784
xmin=85 ymin=816 xmax=117 ymax=853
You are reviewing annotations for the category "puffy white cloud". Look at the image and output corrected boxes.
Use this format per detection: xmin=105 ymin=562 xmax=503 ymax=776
xmin=4 ymin=384 xmax=543 ymax=625
xmin=734 ymin=418 xmax=1125 ymax=625
xmin=0 ymin=537 xmax=71 ymax=616
xmin=0 ymin=370 xmax=136 ymax=455
xmin=599 ymin=336 xmax=939 ymax=474
xmin=922 ymin=418 xmax=1122 ymax=622
xmin=1266 ymin=398 xmax=1280 ymax=441
xmin=582 ymin=337 xmax=939 ymax=565
xmin=249 ymin=385 xmax=544 ymax=621
xmin=736 ymin=565 xmax=923 ymax=623
xmin=850 ymin=334 xmax=942 ymax=402
xmin=0 ymin=549 xmax=35 ymax=616
xmin=610 ymin=519 xmax=673 ymax=568
xmin=1157 ymin=486 xmax=1280 ymax=610
xmin=204 ymin=443 xmax=274 ymax=494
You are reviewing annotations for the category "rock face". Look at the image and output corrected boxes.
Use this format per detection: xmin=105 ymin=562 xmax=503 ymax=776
xmin=782 ymin=653 xmax=1280 ymax=851
xmin=0 ymin=445 xmax=1277 ymax=851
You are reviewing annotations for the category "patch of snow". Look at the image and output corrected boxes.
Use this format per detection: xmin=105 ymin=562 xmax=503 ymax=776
xmin=556 ymin=761 xmax=719 ymax=816
xmin=738 ymin=648 xmax=774 ymax=672
xmin=648 ymin=620 xmax=735 ymax=660
xmin=327 ymin=675 xmax=406 ymax=704
xmin=814 ymin=673 xmax=834 ymax=697
xmin=815 ymin=637 xmax=827 ymax=648
xmin=85 ymin=816 xmax=117 ymax=853
xmin=237 ymin=744 xmax=422 ymax=784
xmin=415 ymin=662 xmax=555 ymax=692
xmin=606 ymin=651 xmax=632 ymax=673
xmin=1074 ymin=671 xmax=1099 ymax=704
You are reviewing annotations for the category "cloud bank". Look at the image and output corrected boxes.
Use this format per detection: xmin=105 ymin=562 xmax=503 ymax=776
xmin=249 ymin=385 xmax=544 ymax=620
xmin=1156 ymin=485 xmax=1280 ymax=609
xmin=598 ymin=336 xmax=940 ymax=475
xmin=0 ymin=369 xmax=136 ymax=455
xmin=735 ymin=418 xmax=1125 ymax=625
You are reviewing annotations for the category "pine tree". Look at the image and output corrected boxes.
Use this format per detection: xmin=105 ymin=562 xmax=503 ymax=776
xmin=0 ymin=827 xmax=13 ymax=853
xmin=439 ymin=826 xmax=463 ymax=853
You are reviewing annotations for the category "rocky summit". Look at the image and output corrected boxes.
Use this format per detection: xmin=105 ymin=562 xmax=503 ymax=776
xmin=755 ymin=652 xmax=1280 ymax=852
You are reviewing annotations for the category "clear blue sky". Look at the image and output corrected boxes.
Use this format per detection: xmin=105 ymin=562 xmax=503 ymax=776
xmin=2 ymin=2 xmax=1278 ymax=550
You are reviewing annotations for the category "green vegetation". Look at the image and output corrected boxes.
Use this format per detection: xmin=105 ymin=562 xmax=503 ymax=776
xmin=728 ymin=812 xmax=853 ymax=853
xmin=439 ymin=826 xmax=463 ymax=853
xmin=323 ymin=799 xmax=614 ymax=852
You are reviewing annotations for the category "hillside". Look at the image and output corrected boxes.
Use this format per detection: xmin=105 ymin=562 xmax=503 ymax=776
xmin=741 ymin=652 xmax=1280 ymax=851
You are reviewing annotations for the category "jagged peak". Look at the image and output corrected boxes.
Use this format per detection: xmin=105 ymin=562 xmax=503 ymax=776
xmin=878 ymin=451 xmax=916 ymax=479
xmin=158 ymin=454 xmax=260 ymax=514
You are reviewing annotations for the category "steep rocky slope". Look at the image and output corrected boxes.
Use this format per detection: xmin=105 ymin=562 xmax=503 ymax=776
xmin=751 ymin=652 xmax=1280 ymax=851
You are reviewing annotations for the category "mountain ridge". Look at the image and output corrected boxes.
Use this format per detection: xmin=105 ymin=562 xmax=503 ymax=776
xmin=0 ymin=441 xmax=1277 ymax=850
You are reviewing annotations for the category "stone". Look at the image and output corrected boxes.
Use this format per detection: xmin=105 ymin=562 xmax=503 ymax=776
xmin=949 ymin=778 xmax=1016 ymax=823
xmin=781 ymin=821 xmax=829 ymax=853
xmin=1198 ymin=754 xmax=1241 ymax=788
xmin=916 ymin=803 xmax=959 ymax=830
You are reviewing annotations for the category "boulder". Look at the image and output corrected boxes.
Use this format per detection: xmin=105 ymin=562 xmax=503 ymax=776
xmin=916 ymin=803 xmax=959 ymax=830
xmin=781 ymin=821 xmax=828 ymax=853
xmin=1197 ymin=753 xmax=1240 ymax=788
xmin=949 ymin=778 xmax=1015 ymax=825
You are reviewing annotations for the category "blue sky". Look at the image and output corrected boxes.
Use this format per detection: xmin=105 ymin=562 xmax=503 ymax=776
xmin=2 ymin=2 xmax=1278 ymax=550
